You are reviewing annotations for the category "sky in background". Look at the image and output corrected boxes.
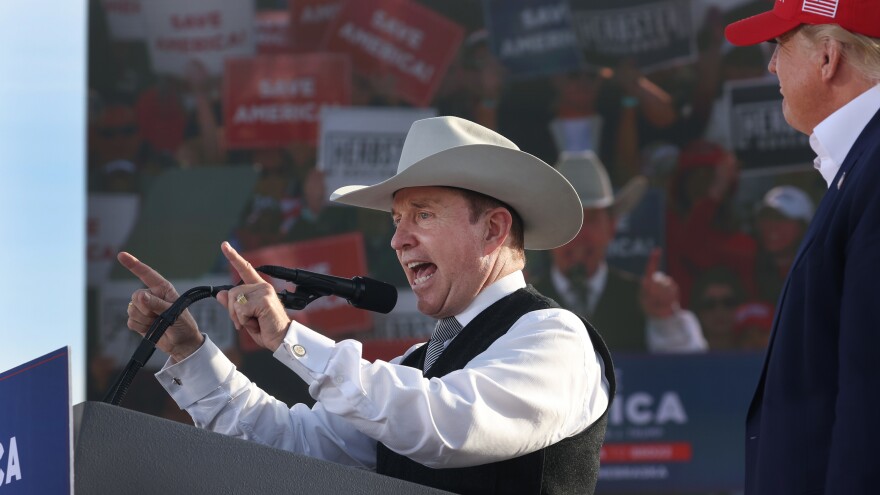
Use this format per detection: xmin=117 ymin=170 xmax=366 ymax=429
xmin=0 ymin=0 xmax=87 ymax=402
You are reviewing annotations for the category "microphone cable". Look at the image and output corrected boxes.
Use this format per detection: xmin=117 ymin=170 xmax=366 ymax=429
xmin=103 ymin=284 xmax=233 ymax=406
xmin=103 ymin=268 xmax=394 ymax=406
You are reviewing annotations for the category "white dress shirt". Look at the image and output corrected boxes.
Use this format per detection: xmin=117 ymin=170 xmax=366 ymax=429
xmin=155 ymin=271 xmax=610 ymax=470
xmin=810 ymin=84 xmax=880 ymax=188
xmin=550 ymin=263 xmax=707 ymax=353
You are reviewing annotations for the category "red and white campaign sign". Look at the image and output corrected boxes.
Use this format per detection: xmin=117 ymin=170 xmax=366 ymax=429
xmin=256 ymin=10 xmax=291 ymax=54
xmin=101 ymin=0 xmax=146 ymax=41
xmin=239 ymin=233 xmax=372 ymax=343
xmin=224 ymin=54 xmax=351 ymax=148
xmin=289 ymin=0 xmax=347 ymax=53
xmin=321 ymin=0 xmax=464 ymax=107
xmin=601 ymin=442 xmax=693 ymax=463
xmin=142 ymin=0 xmax=256 ymax=77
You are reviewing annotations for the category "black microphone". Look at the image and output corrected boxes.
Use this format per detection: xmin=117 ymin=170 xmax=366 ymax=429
xmin=257 ymin=265 xmax=398 ymax=314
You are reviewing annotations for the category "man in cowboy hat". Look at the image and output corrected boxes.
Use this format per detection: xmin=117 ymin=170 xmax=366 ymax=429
xmin=533 ymin=151 xmax=707 ymax=353
xmin=726 ymin=1 xmax=880 ymax=493
xmin=119 ymin=116 xmax=614 ymax=494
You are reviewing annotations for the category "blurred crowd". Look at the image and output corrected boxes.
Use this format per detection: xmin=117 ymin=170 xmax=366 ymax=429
xmin=86 ymin=0 xmax=827 ymax=411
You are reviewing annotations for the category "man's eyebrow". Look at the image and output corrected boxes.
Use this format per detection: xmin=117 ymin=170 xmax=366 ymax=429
xmin=392 ymin=198 xmax=441 ymax=215
xmin=410 ymin=199 xmax=437 ymax=209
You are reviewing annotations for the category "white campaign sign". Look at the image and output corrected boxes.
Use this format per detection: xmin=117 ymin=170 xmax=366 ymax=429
xmin=101 ymin=0 xmax=147 ymax=41
xmin=317 ymin=107 xmax=437 ymax=198
xmin=142 ymin=0 xmax=256 ymax=77
xmin=98 ymin=276 xmax=238 ymax=370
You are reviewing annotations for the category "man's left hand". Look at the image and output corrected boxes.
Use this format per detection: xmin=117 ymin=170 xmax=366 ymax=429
xmin=217 ymin=241 xmax=292 ymax=352
xmin=640 ymin=248 xmax=681 ymax=319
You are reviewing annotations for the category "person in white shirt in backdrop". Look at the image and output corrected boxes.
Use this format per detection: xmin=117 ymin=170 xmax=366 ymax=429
xmin=119 ymin=116 xmax=614 ymax=494
xmin=532 ymin=151 xmax=707 ymax=354
xmin=726 ymin=0 xmax=880 ymax=493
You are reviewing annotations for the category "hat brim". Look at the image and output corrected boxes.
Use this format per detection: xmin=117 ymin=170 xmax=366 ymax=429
xmin=330 ymin=144 xmax=583 ymax=250
xmin=611 ymin=176 xmax=648 ymax=218
xmin=725 ymin=10 xmax=801 ymax=46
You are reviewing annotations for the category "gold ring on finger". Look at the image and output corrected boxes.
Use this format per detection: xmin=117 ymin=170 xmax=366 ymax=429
xmin=236 ymin=293 xmax=248 ymax=305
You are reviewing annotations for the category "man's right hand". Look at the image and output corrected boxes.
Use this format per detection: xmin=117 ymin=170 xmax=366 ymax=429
xmin=639 ymin=248 xmax=681 ymax=319
xmin=117 ymin=252 xmax=204 ymax=363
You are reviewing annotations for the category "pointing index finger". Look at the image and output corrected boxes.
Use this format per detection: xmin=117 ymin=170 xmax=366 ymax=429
xmin=117 ymin=251 xmax=179 ymax=299
xmin=221 ymin=241 xmax=264 ymax=285
xmin=643 ymin=248 xmax=662 ymax=281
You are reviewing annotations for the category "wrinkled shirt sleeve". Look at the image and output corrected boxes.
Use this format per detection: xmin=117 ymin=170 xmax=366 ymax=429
xmin=646 ymin=309 xmax=708 ymax=353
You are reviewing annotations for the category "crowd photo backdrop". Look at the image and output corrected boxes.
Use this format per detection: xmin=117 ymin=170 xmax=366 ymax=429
xmin=86 ymin=0 xmax=826 ymax=492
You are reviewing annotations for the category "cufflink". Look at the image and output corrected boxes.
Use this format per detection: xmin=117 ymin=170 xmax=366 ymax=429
xmin=292 ymin=345 xmax=306 ymax=357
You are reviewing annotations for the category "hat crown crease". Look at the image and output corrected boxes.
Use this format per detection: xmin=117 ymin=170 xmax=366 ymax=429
xmin=398 ymin=117 xmax=519 ymax=174
xmin=556 ymin=151 xmax=614 ymax=209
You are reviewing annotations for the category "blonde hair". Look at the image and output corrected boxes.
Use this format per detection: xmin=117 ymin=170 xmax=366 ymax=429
xmin=800 ymin=24 xmax=880 ymax=83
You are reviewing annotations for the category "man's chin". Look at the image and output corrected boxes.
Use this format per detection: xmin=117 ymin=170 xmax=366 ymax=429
xmin=780 ymin=104 xmax=807 ymax=135
xmin=416 ymin=300 xmax=442 ymax=319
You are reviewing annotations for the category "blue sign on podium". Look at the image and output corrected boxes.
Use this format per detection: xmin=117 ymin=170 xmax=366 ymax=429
xmin=0 ymin=347 xmax=72 ymax=494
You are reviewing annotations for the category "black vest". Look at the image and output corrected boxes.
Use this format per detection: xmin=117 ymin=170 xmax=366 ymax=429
xmin=376 ymin=286 xmax=616 ymax=494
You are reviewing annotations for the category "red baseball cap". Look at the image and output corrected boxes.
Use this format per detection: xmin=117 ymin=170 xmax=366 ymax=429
xmin=725 ymin=0 xmax=880 ymax=46
xmin=733 ymin=302 xmax=775 ymax=333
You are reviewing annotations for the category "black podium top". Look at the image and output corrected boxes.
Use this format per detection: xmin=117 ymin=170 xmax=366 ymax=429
xmin=73 ymin=401 xmax=452 ymax=494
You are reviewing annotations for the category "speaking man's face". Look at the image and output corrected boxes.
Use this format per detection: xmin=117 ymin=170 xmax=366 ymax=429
xmin=390 ymin=186 xmax=493 ymax=319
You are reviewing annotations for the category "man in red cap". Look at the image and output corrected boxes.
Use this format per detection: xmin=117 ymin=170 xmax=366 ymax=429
xmin=726 ymin=2 xmax=880 ymax=493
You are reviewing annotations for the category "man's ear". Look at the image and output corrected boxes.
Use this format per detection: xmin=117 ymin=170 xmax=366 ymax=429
xmin=483 ymin=207 xmax=512 ymax=254
xmin=820 ymin=38 xmax=843 ymax=82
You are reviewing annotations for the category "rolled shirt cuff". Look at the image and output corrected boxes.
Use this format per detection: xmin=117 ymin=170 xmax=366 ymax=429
xmin=155 ymin=334 xmax=236 ymax=409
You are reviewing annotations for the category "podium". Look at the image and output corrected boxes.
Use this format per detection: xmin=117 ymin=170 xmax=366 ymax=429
xmin=73 ymin=402 xmax=451 ymax=494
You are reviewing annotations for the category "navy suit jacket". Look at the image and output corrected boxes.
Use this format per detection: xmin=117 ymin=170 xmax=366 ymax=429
xmin=745 ymin=108 xmax=880 ymax=494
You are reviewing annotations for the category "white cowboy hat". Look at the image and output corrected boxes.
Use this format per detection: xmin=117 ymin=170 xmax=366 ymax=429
xmin=330 ymin=116 xmax=583 ymax=250
xmin=555 ymin=150 xmax=648 ymax=218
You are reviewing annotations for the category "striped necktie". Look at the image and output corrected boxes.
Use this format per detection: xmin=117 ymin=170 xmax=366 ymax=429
xmin=569 ymin=275 xmax=592 ymax=318
xmin=566 ymin=266 xmax=592 ymax=318
xmin=423 ymin=316 xmax=463 ymax=372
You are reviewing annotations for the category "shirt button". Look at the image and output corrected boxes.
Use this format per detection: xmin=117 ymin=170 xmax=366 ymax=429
xmin=334 ymin=376 xmax=345 ymax=385
xmin=292 ymin=344 xmax=306 ymax=357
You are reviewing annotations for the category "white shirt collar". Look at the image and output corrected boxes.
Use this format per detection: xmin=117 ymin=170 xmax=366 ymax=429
xmin=550 ymin=262 xmax=608 ymax=315
xmin=810 ymin=84 xmax=880 ymax=188
xmin=455 ymin=270 xmax=526 ymax=327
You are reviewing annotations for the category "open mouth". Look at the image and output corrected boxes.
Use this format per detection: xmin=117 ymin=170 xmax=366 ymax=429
xmin=407 ymin=261 xmax=437 ymax=286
